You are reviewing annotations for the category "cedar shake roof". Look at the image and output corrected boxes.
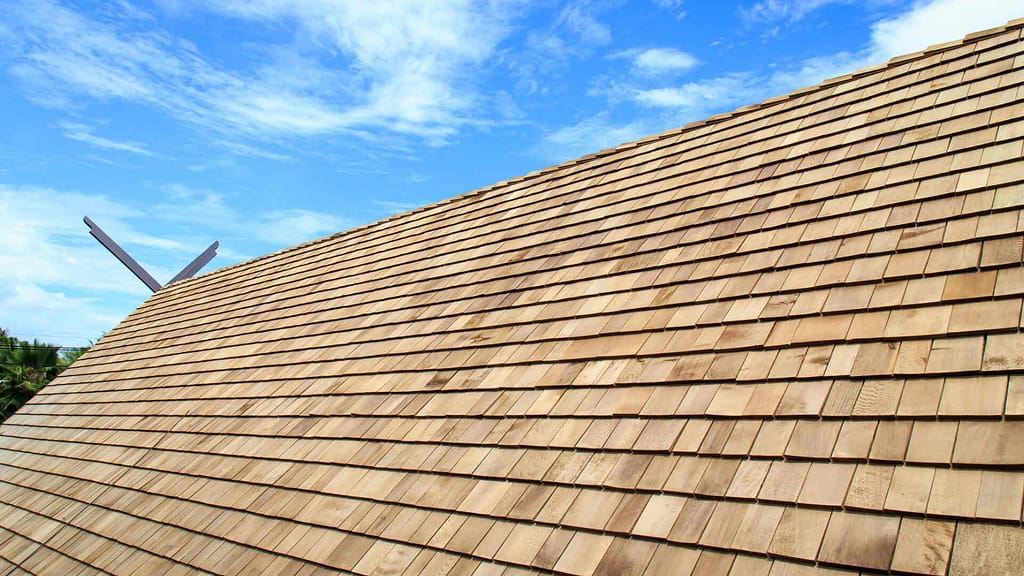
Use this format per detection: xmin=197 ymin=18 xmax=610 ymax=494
xmin=3 ymin=20 xmax=1024 ymax=576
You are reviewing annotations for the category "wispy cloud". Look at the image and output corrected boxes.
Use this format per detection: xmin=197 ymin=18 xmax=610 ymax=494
xmin=3 ymin=0 xmax=531 ymax=145
xmin=509 ymin=0 xmax=617 ymax=96
xmin=189 ymin=0 xmax=534 ymax=142
xmin=60 ymin=122 xmax=154 ymax=156
xmin=155 ymin=184 xmax=353 ymax=247
xmin=0 ymin=185 xmax=153 ymax=293
xmin=651 ymin=0 xmax=687 ymax=19
xmin=549 ymin=0 xmax=1024 ymax=164
xmin=81 ymin=154 xmax=117 ymax=166
xmin=372 ymin=199 xmax=427 ymax=215
xmin=738 ymin=0 xmax=848 ymax=24
xmin=584 ymin=72 xmax=760 ymax=135
xmin=0 ymin=185 xmax=201 ymax=346
xmin=630 ymin=74 xmax=754 ymax=111
xmin=767 ymin=51 xmax=864 ymax=89
xmin=757 ymin=0 xmax=1024 ymax=86
xmin=869 ymin=0 xmax=1024 ymax=60
xmin=537 ymin=113 xmax=650 ymax=163
xmin=214 ymin=140 xmax=293 ymax=162
xmin=0 ymin=180 xmax=356 ymax=344
xmin=557 ymin=0 xmax=613 ymax=45
xmin=255 ymin=209 xmax=351 ymax=246
xmin=0 ymin=185 xmax=157 ymax=344
xmin=739 ymin=0 xmax=1024 ymax=50
xmin=614 ymin=47 xmax=700 ymax=76
xmin=0 ymin=282 xmax=126 ymax=347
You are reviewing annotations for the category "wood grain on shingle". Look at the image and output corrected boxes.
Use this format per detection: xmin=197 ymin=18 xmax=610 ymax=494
xmin=4 ymin=20 xmax=1024 ymax=576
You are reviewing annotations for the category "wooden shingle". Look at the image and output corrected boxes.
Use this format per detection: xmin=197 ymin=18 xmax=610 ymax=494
xmin=4 ymin=20 xmax=1024 ymax=576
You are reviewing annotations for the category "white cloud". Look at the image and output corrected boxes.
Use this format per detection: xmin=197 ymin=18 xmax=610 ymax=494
xmin=154 ymin=184 xmax=354 ymax=246
xmin=372 ymin=199 xmax=427 ymax=214
xmin=0 ymin=282 xmax=128 ymax=347
xmin=586 ymin=69 xmax=760 ymax=128
xmin=6 ymin=1 xmax=231 ymax=121
xmin=0 ymin=185 xmax=157 ymax=346
xmin=652 ymin=0 xmax=687 ymax=19
xmin=508 ymin=0 xmax=617 ymax=95
xmin=255 ymin=209 xmax=352 ymax=246
xmin=3 ymin=0 xmax=530 ymax=144
xmin=538 ymin=113 xmax=650 ymax=163
xmin=763 ymin=0 xmax=1024 ymax=87
xmin=632 ymin=74 xmax=753 ymax=112
xmin=81 ymin=154 xmax=117 ymax=166
xmin=216 ymin=92 xmax=352 ymax=135
xmin=739 ymin=0 xmax=847 ymax=24
xmin=767 ymin=51 xmax=865 ymax=91
xmin=596 ymin=0 xmax=1024 ymax=133
xmin=544 ymin=0 xmax=1023 ymax=173
xmin=629 ymin=48 xmax=700 ymax=76
xmin=155 ymin=185 xmax=239 ymax=231
xmin=0 ymin=181 xmax=355 ymax=345
xmin=869 ymin=0 xmax=1024 ymax=60
xmin=557 ymin=0 xmax=613 ymax=46
xmin=60 ymin=122 xmax=154 ymax=156
xmin=214 ymin=140 xmax=294 ymax=162
xmin=0 ymin=185 xmax=156 ymax=293
xmin=175 ymin=0 xmax=527 ymax=140
xmin=492 ymin=90 xmax=527 ymax=122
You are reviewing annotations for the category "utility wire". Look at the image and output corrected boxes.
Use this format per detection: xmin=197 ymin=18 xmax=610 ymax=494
xmin=0 ymin=345 xmax=90 ymax=351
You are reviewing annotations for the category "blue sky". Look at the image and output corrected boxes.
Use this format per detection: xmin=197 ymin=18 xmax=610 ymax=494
xmin=1 ymin=0 xmax=1022 ymax=346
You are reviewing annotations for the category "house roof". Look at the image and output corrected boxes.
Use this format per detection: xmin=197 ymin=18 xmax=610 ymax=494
xmin=4 ymin=19 xmax=1024 ymax=576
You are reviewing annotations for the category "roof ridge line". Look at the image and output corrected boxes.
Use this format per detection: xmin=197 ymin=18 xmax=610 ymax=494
xmin=161 ymin=18 xmax=1024 ymax=295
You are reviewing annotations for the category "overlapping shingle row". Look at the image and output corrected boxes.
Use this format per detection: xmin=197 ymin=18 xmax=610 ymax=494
xmin=1 ymin=20 xmax=1024 ymax=576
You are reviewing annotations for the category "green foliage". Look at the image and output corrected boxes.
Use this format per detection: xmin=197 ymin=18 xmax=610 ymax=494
xmin=0 ymin=327 xmax=91 ymax=422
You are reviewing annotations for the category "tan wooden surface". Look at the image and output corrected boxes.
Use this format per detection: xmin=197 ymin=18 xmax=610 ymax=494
xmin=3 ymin=20 xmax=1024 ymax=575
